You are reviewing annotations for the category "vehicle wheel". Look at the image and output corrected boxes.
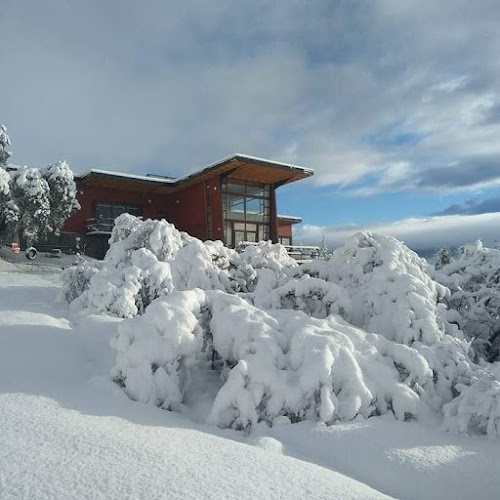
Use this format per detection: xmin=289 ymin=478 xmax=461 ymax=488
xmin=26 ymin=247 xmax=38 ymax=260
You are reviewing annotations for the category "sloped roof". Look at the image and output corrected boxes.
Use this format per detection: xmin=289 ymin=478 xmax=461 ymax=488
xmin=76 ymin=154 xmax=313 ymax=192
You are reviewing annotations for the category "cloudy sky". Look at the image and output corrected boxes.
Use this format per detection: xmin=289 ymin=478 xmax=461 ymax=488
xmin=1 ymin=1 xmax=500 ymax=251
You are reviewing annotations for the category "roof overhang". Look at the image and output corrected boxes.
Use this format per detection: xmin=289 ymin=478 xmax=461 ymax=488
xmin=277 ymin=214 xmax=302 ymax=225
xmin=76 ymin=154 xmax=314 ymax=193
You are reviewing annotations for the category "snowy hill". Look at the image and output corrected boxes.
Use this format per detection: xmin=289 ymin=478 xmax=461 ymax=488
xmin=1 ymin=261 xmax=500 ymax=499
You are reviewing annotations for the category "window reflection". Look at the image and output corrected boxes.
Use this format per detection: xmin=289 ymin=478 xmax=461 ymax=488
xmin=222 ymin=179 xmax=271 ymax=246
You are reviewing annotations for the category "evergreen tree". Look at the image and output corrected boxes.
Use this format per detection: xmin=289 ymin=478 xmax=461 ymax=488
xmin=10 ymin=167 xmax=51 ymax=245
xmin=42 ymin=160 xmax=81 ymax=235
xmin=0 ymin=124 xmax=11 ymax=166
xmin=319 ymin=233 xmax=329 ymax=259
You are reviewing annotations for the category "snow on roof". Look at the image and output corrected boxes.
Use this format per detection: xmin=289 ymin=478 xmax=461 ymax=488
xmin=277 ymin=214 xmax=303 ymax=223
xmin=78 ymin=168 xmax=175 ymax=184
xmin=77 ymin=154 xmax=314 ymax=185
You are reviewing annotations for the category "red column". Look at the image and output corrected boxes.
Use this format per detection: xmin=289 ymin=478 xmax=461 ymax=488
xmin=270 ymin=185 xmax=278 ymax=243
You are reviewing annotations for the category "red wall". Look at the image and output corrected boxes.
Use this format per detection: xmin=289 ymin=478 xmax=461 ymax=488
xmin=278 ymin=222 xmax=292 ymax=238
xmin=64 ymin=176 xmax=284 ymax=246
xmin=164 ymin=182 xmax=207 ymax=240
xmin=204 ymin=177 xmax=223 ymax=240
xmin=63 ymin=182 xmax=171 ymax=233
xmin=269 ymin=185 xmax=278 ymax=243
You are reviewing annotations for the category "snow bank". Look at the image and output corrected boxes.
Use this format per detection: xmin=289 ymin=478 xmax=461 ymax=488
xmin=0 ymin=394 xmax=391 ymax=500
xmin=112 ymin=289 xmax=433 ymax=430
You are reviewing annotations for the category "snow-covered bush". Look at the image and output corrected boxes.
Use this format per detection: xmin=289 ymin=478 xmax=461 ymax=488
xmin=171 ymin=239 xmax=256 ymax=293
xmin=70 ymin=214 xmax=183 ymax=317
xmin=433 ymin=242 xmax=500 ymax=361
xmin=434 ymin=246 xmax=452 ymax=270
xmin=65 ymin=215 xmax=296 ymax=318
xmin=295 ymin=232 xmax=473 ymax=408
xmin=42 ymin=160 xmax=80 ymax=235
xmin=10 ymin=167 xmax=51 ymax=245
xmin=297 ymin=232 xmax=456 ymax=345
xmin=0 ymin=124 xmax=11 ymax=166
xmin=59 ymin=256 xmax=101 ymax=303
xmin=256 ymin=276 xmax=352 ymax=319
xmin=65 ymin=221 xmax=500 ymax=438
xmin=443 ymin=363 xmax=500 ymax=439
xmin=112 ymin=289 xmax=433 ymax=429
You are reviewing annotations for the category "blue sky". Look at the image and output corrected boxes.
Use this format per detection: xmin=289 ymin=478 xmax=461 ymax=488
xmin=1 ymin=0 xmax=500 ymax=251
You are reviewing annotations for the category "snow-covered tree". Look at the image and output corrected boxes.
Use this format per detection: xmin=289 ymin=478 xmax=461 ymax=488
xmin=42 ymin=160 xmax=80 ymax=235
xmin=0 ymin=124 xmax=11 ymax=166
xmin=10 ymin=167 xmax=51 ymax=245
xmin=319 ymin=233 xmax=329 ymax=259
xmin=434 ymin=247 xmax=452 ymax=270
xmin=0 ymin=168 xmax=19 ymax=243
xmin=0 ymin=125 xmax=79 ymax=244
xmin=433 ymin=241 xmax=500 ymax=361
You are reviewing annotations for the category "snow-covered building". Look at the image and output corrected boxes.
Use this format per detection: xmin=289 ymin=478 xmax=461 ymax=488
xmin=63 ymin=154 xmax=313 ymax=258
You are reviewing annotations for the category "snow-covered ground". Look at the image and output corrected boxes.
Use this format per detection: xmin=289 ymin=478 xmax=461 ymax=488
xmin=1 ymin=264 xmax=500 ymax=499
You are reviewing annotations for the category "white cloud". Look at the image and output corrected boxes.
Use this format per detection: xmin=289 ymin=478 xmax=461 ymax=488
xmin=0 ymin=0 xmax=499 ymax=195
xmin=295 ymin=212 xmax=500 ymax=252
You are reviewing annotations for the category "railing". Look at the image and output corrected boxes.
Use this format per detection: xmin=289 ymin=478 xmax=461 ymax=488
xmin=86 ymin=218 xmax=115 ymax=234
xmin=284 ymin=245 xmax=321 ymax=262
xmin=235 ymin=241 xmax=321 ymax=262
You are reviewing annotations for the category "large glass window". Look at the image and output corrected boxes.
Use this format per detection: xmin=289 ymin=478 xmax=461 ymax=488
xmin=93 ymin=202 xmax=142 ymax=232
xmin=222 ymin=179 xmax=271 ymax=246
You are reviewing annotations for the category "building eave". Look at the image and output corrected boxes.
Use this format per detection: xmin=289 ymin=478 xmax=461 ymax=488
xmin=75 ymin=154 xmax=314 ymax=191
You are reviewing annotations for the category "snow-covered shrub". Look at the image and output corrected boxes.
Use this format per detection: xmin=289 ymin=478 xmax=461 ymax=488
xmin=298 ymin=231 xmax=454 ymax=346
xmin=69 ymin=221 xmax=500 ymax=438
xmin=443 ymin=363 xmax=500 ymax=439
xmin=295 ymin=232 xmax=475 ymax=409
xmin=59 ymin=256 xmax=101 ymax=303
xmin=434 ymin=246 xmax=452 ymax=270
xmin=112 ymin=289 xmax=433 ymax=429
xmin=10 ymin=167 xmax=51 ymax=245
xmin=66 ymin=215 xmax=296 ymax=318
xmin=73 ymin=214 xmax=184 ymax=317
xmin=111 ymin=290 xmax=207 ymax=409
xmin=256 ymin=276 xmax=352 ymax=319
xmin=171 ymin=239 xmax=256 ymax=293
xmin=0 ymin=124 xmax=11 ymax=166
xmin=42 ymin=160 xmax=80 ymax=235
xmin=238 ymin=240 xmax=297 ymax=272
xmin=433 ymin=242 xmax=500 ymax=361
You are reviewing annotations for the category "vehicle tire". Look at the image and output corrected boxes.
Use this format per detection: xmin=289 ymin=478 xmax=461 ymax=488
xmin=26 ymin=247 xmax=38 ymax=260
